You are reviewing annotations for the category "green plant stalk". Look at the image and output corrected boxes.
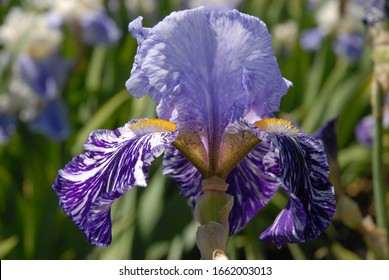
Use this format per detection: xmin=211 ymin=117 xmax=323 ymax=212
xmin=372 ymin=81 xmax=388 ymax=231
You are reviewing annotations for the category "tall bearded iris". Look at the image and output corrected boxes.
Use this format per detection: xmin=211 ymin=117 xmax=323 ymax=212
xmin=53 ymin=7 xmax=335 ymax=256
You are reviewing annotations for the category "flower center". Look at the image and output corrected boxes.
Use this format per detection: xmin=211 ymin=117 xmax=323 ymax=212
xmin=173 ymin=124 xmax=260 ymax=179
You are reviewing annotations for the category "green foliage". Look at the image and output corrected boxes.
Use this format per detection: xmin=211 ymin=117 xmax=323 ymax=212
xmin=0 ymin=0 xmax=387 ymax=260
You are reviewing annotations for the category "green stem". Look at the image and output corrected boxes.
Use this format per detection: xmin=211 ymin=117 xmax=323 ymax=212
xmin=372 ymin=81 xmax=388 ymax=231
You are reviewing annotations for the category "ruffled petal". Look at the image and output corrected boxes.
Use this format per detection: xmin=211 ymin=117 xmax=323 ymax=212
xmin=53 ymin=119 xmax=177 ymax=246
xmin=254 ymin=123 xmax=335 ymax=246
xmin=126 ymin=7 xmax=290 ymax=136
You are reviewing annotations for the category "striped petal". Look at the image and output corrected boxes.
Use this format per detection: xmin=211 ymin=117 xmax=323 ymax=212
xmin=254 ymin=120 xmax=336 ymax=247
xmin=53 ymin=119 xmax=177 ymax=246
xmin=226 ymin=143 xmax=279 ymax=235
xmin=162 ymin=146 xmax=203 ymax=209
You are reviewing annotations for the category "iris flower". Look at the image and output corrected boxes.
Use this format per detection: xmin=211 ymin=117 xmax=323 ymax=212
xmin=53 ymin=7 xmax=335 ymax=249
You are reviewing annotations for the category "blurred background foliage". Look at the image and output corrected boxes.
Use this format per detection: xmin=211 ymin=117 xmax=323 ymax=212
xmin=0 ymin=0 xmax=388 ymax=260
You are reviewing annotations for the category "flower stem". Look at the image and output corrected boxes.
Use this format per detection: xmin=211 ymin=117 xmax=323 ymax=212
xmin=372 ymin=80 xmax=388 ymax=231
xmin=194 ymin=177 xmax=233 ymax=260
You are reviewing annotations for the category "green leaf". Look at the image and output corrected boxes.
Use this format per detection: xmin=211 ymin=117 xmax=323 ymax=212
xmin=0 ymin=236 xmax=19 ymax=259
xmin=71 ymin=90 xmax=131 ymax=155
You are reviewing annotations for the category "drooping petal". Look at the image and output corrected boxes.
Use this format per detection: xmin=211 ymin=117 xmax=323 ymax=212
xmin=53 ymin=119 xmax=177 ymax=246
xmin=254 ymin=119 xmax=335 ymax=246
xmin=126 ymin=7 xmax=290 ymax=137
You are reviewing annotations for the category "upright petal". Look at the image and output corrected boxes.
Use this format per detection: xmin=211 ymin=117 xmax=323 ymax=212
xmin=126 ymin=7 xmax=290 ymax=137
xmin=254 ymin=119 xmax=335 ymax=247
xmin=53 ymin=119 xmax=177 ymax=246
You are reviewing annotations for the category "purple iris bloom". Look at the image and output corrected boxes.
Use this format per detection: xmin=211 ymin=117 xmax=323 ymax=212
xmin=79 ymin=11 xmax=121 ymax=45
xmin=363 ymin=0 xmax=387 ymax=26
xmin=300 ymin=28 xmax=324 ymax=51
xmin=53 ymin=7 xmax=335 ymax=248
xmin=28 ymin=99 xmax=71 ymax=141
xmin=18 ymin=54 xmax=71 ymax=100
xmin=333 ymin=32 xmax=364 ymax=62
xmin=15 ymin=54 xmax=72 ymax=140
xmin=355 ymin=110 xmax=389 ymax=147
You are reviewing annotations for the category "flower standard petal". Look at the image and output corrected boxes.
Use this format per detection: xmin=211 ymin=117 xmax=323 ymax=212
xmin=52 ymin=119 xmax=177 ymax=246
xmin=126 ymin=7 xmax=290 ymax=134
xmin=255 ymin=119 xmax=336 ymax=247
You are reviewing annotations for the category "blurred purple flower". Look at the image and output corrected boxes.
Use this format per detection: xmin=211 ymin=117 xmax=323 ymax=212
xmin=28 ymin=99 xmax=71 ymax=141
xmin=79 ymin=11 xmax=121 ymax=45
xmin=355 ymin=110 xmax=389 ymax=147
xmin=0 ymin=113 xmax=16 ymax=144
xmin=300 ymin=0 xmax=366 ymax=62
xmin=363 ymin=0 xmax=387 ymax=26
xmin=333 ymin=31 xmax=364 ymax=61
xmin=300 ymin=28 xmax=324 ymax=51
xmin=18 ymin=54 xmax=71 ymax=99
xmin=53 ymin=7 xmax=335 ymax=248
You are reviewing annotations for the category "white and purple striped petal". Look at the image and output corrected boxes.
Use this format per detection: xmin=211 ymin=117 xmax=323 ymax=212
xmin=126 ymin=7 xmax=290 ymax=137
xmin=53 ymin=119 xmax=177 ymax=246
xmin=254 ymin=126 xmax=336 ymax=247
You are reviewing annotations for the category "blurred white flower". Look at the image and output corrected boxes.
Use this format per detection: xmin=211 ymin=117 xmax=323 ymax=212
xmin=316 ymin=0 xmax=364 ymax=35
xmin=0 ymin=7 xmax=62 ymax=57
xmin=43 ymin=0 xmax=104 ymax=20
xmin=273 ymin=20 xmax=298 ymax=55
xmin=126 ymin=0 xmax=159 ymax=15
